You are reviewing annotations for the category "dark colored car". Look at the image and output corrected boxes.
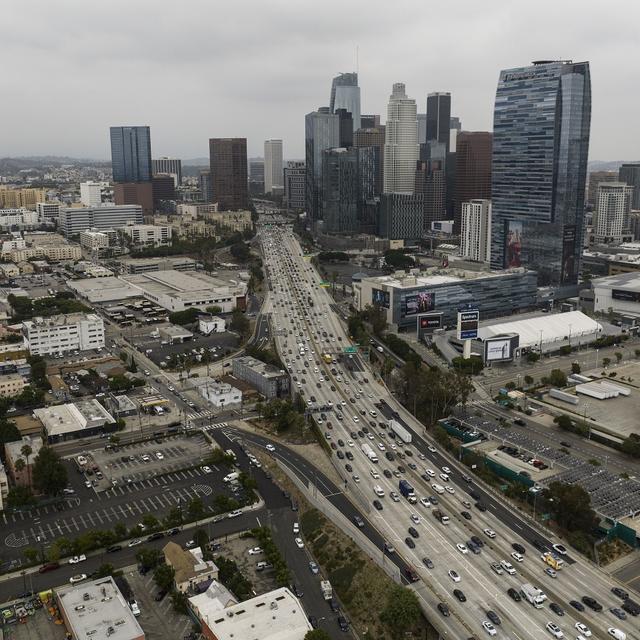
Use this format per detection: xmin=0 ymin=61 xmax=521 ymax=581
xmin=329 ymin=598 xmax=339 ymax=612
xmin=582 ymin=596 xmax=603 ymax=611
xmin=345 ymin=464 xmax=353 ymax=472
xmin=336 ymin=450 xmax=344 ymax=459
xmin=147 ymin=532 xmax=164 ymax=541
xmin=486 ymin=610 xmax=501 ymax=626
xmin=338 ymin=615 xmax=349 ymax=632
xmin=405 ymin=567 xmax=420 ymax=583
xmin=470 ymin=535 xmax=484 ymax=548
xmin=345 ymin=451 xmax=354 ymax=461
xmin=385 ymin=451 xmax=395 ymax=461
xmin=154 ymin=589 xmax=167 ymax=601
xmin=622 ymin=598 xmax=640 ymax=616
xmin=38 ymin=562 xmax=60 ymax=573
xmin=308 ymin=616 xmax=318 ymax=628
xmin=512 ymin=543 xmax=526 ymax=554
xmin=373 ymin=500 xmax=383 ymax=510
xmin=475 ymin=502 xmax=487 ymax=512
xmin=461 ymin=511 xmax=472 ymax=520
xmin=383 ymin=469 xmax=392 ymax=478
xmin=513 ymin=418 xmax=526 ymax=426
xmin=507 ymin=588 xmax=521 ymax=602
xmin=612 ymin=587 xmax=629 ymax=599
xmin=106 ymin=545 xmax=122 ymax=553
xmin=453 ymin=589 xmax=466 ymax=602
xmin=437 ymin=602 xmax=450 ymax=617
xmin=422 ymin=557 xmax=434 ymax=569
xmin=168 ymin=527 xmax=180 ymax=536
xmin=291 ymin=584 xmax=304 ymax=598
xmin=353 ymin=516 xmax=365 ymax=528
xmin=550 ymin=603 xmax=564 ymax=616
xmin=569 ymin=600 xmax=585 ymax=612
xmin=610 ymin=607 xmax=627 ymax=620
xmin=405 ymin=537 xmax=416 ymax=549
xmin=408 ymin=527 xmax=419 ymax=538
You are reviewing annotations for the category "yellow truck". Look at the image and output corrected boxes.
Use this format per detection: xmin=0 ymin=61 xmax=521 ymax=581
xmin=541 ymin=552 xmax=564 ymax=570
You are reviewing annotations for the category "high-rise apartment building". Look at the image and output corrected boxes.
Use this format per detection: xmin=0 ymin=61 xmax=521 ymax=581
xmin=208 ymin=138 xmax=248 ymax=211
xmin=80 ymin=182 xmax=102 ymax=207
xmin=490 ymin=60 xmax=591 ymax=288
xmin=264 ymin=140 xmax=283 ymax=194
xmin=22 ymin=314 xmax=105 ymax=356
xmin=461 ymin=199 xmax=492 ymax=262
xmin=0 ymin=188 xmax=47 ymax=210
xmin=305 ymin=109 xmax=340 ymax=224
xmin=283 ymin=162 xmax=305 ymax=211
xmin=619 ymin=164 xmax=640 ymax=210
xmin=454 ymin=132 xmax=492 ymax=233
xmin=330 ymin=72 xmax=360 ymax=131
xmin=586 ymin=171 xmax=617 ymax=208
xmin=152 ymin=157 xmax=182 ymax=185
xmin=383 ymin=83 xmax=418 ymax=194
xmin=109 ymin=126 xmax=152 ymax=183
xmin=594 ymin=183 xmax=633 ymax=244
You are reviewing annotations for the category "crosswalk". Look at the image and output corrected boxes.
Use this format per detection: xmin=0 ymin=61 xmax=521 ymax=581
xmin=202 ymin=422 xmax=229 ymax=431
xmin=187 ymin=409 xmax=217 ymax=421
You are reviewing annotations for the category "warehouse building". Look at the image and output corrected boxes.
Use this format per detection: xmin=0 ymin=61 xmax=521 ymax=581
xmin=34 ymin=399 xmax=116 ymax=443
xmin=592 ymin=271 xmax=640 ymax=317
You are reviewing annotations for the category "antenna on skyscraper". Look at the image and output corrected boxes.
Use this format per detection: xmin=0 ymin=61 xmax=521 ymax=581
xmin=356 ymin=45 xmax=359 ymax=75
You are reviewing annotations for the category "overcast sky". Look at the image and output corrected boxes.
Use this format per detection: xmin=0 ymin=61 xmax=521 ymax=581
xmin=3 ymin=0 xmax=638 ymax=162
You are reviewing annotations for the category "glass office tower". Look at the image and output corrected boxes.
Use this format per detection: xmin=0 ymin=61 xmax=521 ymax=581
xmin=110 ymin=126 xmax=152 ymax=183
xmin=490 ymin=61 xmax=591 ymax=288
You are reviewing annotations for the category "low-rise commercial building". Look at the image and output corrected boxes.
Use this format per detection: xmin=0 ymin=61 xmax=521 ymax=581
xmin=199 ymin=315 xmax=225 ymax=334
xmin=232 ymin=355 xmax=289 ymax=399
xmin=80 ymin=229 xmax=117 ymax=254
xmin=592 ymin=271 xmax=640 ymax=317
xmin=191 ymin=379 xmax=242 ymax=408
xmin=0 ymin=208 xmax=40 ymax=229
xmin=0 ymin=373 xmax=26 ymax=397
xmin=4 ymin=435 xmax=43 ymax=488
xmin=0 ymin=263 xmax=20 ymax=278
xmin=56 ymin=576 xmax=145 ymax=640
xmin=158 ymin=324 xmax=193 ymax=344
xmin=34 ymin=399 xmax=116 ymax=443
xmin=115 ymin=256 xmax=197 ymax=274
xmin=36 ymin=202 xmax=61 ymax=223
xmin=22 ymin=313 xmax=105 ymax=356
xmin=106 ymin=394 xmax=138 ymax=418
xmin=8 ymin=244 xmax=82 ymax=263
xmin=163 ymin=541 xmax=219 ymax=594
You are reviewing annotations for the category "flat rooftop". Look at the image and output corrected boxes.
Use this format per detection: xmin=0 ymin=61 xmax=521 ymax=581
xmin=234 ymin=355 xmax=285 ymax=379
xmin=34 ymin=400 xmax=115 ymax=437
xmin=592 ymin=271 xmax=640 ymax=290
xmin=67 ymin=276 xmax=139 ymax=303
xmin=23 ymin=313 xmax=102 ymax=328
xmin=57 ymin=576 xmax=144 ymax=640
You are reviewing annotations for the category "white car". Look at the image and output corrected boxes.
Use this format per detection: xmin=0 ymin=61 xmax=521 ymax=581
xmin=483 ymin=621 xmax=497 ymax=636
xmin=347 ymin=440 xmax=354 ymax=447
xmin=445 ymin=486 xmax=455 ymax=495
xmin=552 ymin=543 xmax=567 ymax=555
xmin=439 ymin=473 xmax=449 ymax=482
xmin=425 ymin=469 xmax=435 ymax=477
xmin=352 ymin=475 xmax=360 ymax=483
xmin=201 ymin=466 xmax=212 ymax=474
xmin=69 ymin=574 xmax=87 ymax=584
xmin=293 ymin=522 xmax=300 ymax=534
xmin=500 ymin=560 xmax=516 ymax=575
xmin=441 ymin=466 xmax=451 ymax=474
xmin=69 ymin=554 xmax=86 ymax=564
xmin=511 ymin=552 xmax=524 ymax=562
xmin=546 ymin=622 xmax=563 ymax=638
xmin=265 ymin=444 xmax=276 ymax=452
xmin=340 ymin=400 xmax=346 ymax=406
xmin=377 ymin=442 xmax=385 ymax=451
xmin=390 ymin=492 xmax=400 ymax=502
xmin=294 ymin=537 xmax=304 ymax=549
xmin=428 ymin=445 xmax=437 ymax=453
xmin=128 ymin=539 xmax=142 ymax=547
xmin=483 ymin=528 xmax=496 ymax=538
xmin=420 ymin=497 xmax=431 ymax=508
xmin=575 ymin=623 xmax=591 ymax=637
xmin=370 ymin=469 xmax=379 ymax=479
xmin=155 ymin=452 xmax=164 ymax=460
xmin=456 ymin=543 xmax=468 ymax=555
xmin=248 ymin=547 xmax=263 ymax=555
xmin=352 ymin=416 xmax=359 ymax=423
xmin=410 ymin=514 xmax=420 ymax=524
xmin=448 ymin=569 xmax=461 ymax=582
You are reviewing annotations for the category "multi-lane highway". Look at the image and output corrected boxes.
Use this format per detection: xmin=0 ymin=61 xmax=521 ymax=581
xmin=258 ymin=223 xmax=638 ymax=640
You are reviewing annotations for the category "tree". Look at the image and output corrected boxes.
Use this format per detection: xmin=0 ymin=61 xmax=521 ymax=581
xmin=163 ymin=506 xmax=184 ymax=528
xmin=14 ymin=457 xmax=26 ymax=476
xmin=548 ymin=369 xmax=567 ymax=387
xmin=206 ymin=305 xmax=222 ymax=314
xmin=542 ymin=481 xmax=598 ymax=533
xmin=554 ymin=414 xmax=574 ymax=431
xmin=230 ymin=242 xmax=250 ymax=262
xmin=113 ymin=522 xmax=128 ymax=539
xmin=305 ymin=631 xmax=332 ymax=640
xmin=23 ymin=547 xmax=39 ymax=564
xmin=187 ymin=496 xmax=205 ymax=521
xmin=621 ymin=433 xmax=640 ymax=458
xmin=526 ymin=352 xmax=540 ymax=363
xmin=603 ymin=357 xmax=611 ymax=368
xmin=153 ymin=563 xmax=176 ymax=591
xmin=141 ymin=514 xmax=159 ymax=531
xmin=135 ymin=547 xmax=164 ymax=570
xmin=192 ymin=528 xmax=209 ymax=551
xmin=128 ymin=356 xmax=137 ymax=373
xmin=524 ymin=375 xmax=534 ymax=386
xmin=230 ymin=309 xmax=250 ymax=339
xmin=615 ymin=351 xmax=623 ymax=363
xmin=32 ymin=447 xmax=68 ymax=496
xmin=7 ymin=485 xmax=34 ymax=508
xmin=94 ymin=563 xmax=115 ymax=578
xmin=380 ymin=585 xmax=421 ymax=638
xmin=571 ymin=362 xmax=581 ymax=374
xmin=0 ymin=420 xmax=20 ymax=445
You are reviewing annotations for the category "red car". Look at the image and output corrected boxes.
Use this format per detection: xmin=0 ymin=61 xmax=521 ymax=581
xmin=39 ymin=562 xmax=60 ymax=573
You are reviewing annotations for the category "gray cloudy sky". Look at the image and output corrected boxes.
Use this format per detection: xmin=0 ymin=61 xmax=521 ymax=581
xmin=3 ymin=0 xmax=638 ymax=161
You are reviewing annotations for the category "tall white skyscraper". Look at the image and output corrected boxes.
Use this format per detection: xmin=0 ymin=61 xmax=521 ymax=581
xmin=80 ymin=182 xmax=102 ymax=207
xmin=594 ymin=183 xmax=633 ymax=243
xmin=460 ymin=199 xmax=492 ymax=262
xmin=264 ymin=139 xmax=283 ymax=194
xmin=383 ymin=83 xmax=418 ymax=194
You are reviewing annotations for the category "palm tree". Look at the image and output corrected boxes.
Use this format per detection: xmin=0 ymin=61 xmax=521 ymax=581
xmin=14 ymin=458 xmax=25 ymax=484
xmin=21 ymin=444 xmax=33 ymax=488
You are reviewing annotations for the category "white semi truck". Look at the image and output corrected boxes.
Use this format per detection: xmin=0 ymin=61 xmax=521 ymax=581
xmin=361 ymin=443 xmax=378 ymax=463
xmin=389 ymin=419 xmax=412 ymax=444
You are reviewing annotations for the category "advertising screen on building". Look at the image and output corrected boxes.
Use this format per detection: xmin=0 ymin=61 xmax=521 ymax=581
xmin=372 ymin=288 xmax=390 ymax=308
xmin=561 ymin=225 xmax=576 ymax=284
xmin=417 ymin=312 xmax=443 ymax=338
xmin=402 ymin=290 xmax=435 ymax=317
xmin=457 ymin=309 xmax=479 ymax=340
xmin=484 ymin=334 xmax=519 ymax=362
xmin=504 ymin=220 xmax=523 ymax=268
xmin=612 ymin=289 xmax=640 ymax=303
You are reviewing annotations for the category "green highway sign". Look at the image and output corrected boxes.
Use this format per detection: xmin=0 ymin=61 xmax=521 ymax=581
xmin=343 ymin=346 xmax=358 ymax=353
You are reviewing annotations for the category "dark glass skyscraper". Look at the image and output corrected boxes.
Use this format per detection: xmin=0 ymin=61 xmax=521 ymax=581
xmin=110 ymin=126 xmax=152 ymax=183
xmin=209 ymin=138 xmax=248 ymax=211
xmin=426 ymin=93 xmax=451 ymax=153
xmin=330 ymin=73 xmax=360 ymax=130
xmin=619 ymin=164 xmax=640 ymax=210
xmin=490 ymin=61 xmax=591 ymax=288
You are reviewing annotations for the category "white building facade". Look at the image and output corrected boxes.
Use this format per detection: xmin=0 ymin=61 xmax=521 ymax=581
xmin=120 ymin=224 xmax=172 ymax=246
xmin=594 ymin=183 xmax=633 ymax=244
xmin=460 ymin=199 xmax=492 ymax=262
xmin=264 ymin=140 xmax=283 ymax=194
xmin=22 ymin=313 xmax=105 ymax=356
xmin=36 ymin=202 xmax=60 ymax=223
xmin=79 ymin=182 xmax=103 ymax=207
xmin=383 ymin=83 xmax=419 ymax=194
xmin=0 ymin=209 xmax=39 ymax=229
xmin=60 ymin=205 xmax=143 ymax=236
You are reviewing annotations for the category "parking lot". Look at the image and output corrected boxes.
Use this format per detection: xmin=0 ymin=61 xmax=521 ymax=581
xmin=0 ymin=595 xmax=68 ymax=640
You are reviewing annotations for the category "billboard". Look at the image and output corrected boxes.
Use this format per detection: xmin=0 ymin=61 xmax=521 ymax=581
xmin=561 ymin=225 xmax=576 ymax=284
xmin=612 ymin=289 xmax=640 ymax=303
xmin=372 ymin=288 xmax=390 ymax=308
xmin=457 ymin=309 xmax=479 ymax=340
xmin=417 ymin=312 xmax=443 ymax=338
xmin=505 ymin=220 xmax=523 ymax=268
xmin=484 ymin=334 xmax=519 ymax=363
xmin=402 ymin=290 xmax=435 ymax=317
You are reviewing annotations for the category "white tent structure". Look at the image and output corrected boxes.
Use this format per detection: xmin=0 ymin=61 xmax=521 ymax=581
xmin=478 ymin=311 xmax=602 ymax=351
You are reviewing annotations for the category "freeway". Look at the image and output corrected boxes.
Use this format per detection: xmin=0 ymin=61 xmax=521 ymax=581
xmin=258 ymin=223 xmax=639 ymax=640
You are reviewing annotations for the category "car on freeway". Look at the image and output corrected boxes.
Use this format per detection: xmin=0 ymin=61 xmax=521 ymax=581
xmin=456 ymin=543 xmax=468 ymax=554
xmin=453 ymin=589 xmax=466 ymax=602
xmin=410 ymin=514 xmax=421 ymax=524
xmin=552 ymin=543 xmax=568 ymax=555
xmin=461 ymin=511 xmax=472 ymax=520
xmin=448 ymin=570 xmax=460 ymax=583
xmin=500 ymin=560 xmax=516 ymax=575
xmin=545 ymin=567 xmax=557 ymax=578
xmin=546 ymin=621 xmax=563 ymax=638
xmin=507 ymin=587 xmax=521 ymax=602
xmin=437 ymin=602 xmax=450 ymax=617
xmin=422 ymin=557 xmax=434 ymax=569
xmin=570 ymin=600 xmax=585 ymax=612
xmin=611 ymin=587 xmax=628 ymax=599
xmin=408 ymin=527 xmax=419 ymax=538
xmin=609 ymin=608 xmax=626 ymax=620
xmin=383 ymin=469 xmax=392 ymax=478
xmin=266 ymin=444 xmax=276 ymax=452
xmin=582 ymin=596 xmax=603 ymax=611
xmin=428 ymin=445 xmax=437 ymax=453
xmin=69 ymin=574 xmax=87 ymax=584
xmin=511 ymin=552 xmax=524 ymax=562
xmin=482 ymin=621 xmax=497 ymax=636
xmin=574 ymin=622 xmax=591 ymax=636
xmin=483 ymin=529 xmax=496 ymax=538
xmin=420 ymin=497 xmax=431 ymax=508
xmin=486 ymin=610 xmax=501 ymax=626
xmin=373 ymin=500 xmax=383 ymax=510
xmin=384 ymin=542 xmax=395 ymax=554
xmin=405 ymin=538 xmax=415 ymax=549
xmin=470 ymin=535 xmax=484 ymax=547
xmin=512 ymin=542 xmax=526 ymax=554
xmin=550 ymin=603 xmax=564 ymax=616
xmin=353 ymin=516 xmax=365 ymax=528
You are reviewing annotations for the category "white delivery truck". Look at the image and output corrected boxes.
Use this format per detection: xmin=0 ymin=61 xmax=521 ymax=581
xmin=389 ymin=419 xmax=412 ymax=444
xmin=361 ymin=443 xmax=379 ymax=463
xmin=520 ymin=583 xmax=547 ymax=608
xmin=320 ymin=580 xmax=333 ymax=600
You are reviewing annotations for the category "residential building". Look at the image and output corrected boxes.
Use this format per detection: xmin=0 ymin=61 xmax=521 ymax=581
xmin=460 ymin=199 xmax=492 ymax=262
xmin=0 ymin=373 xmax=26 ymax=397
xmin=152 ymin=157 xmax=182 ymax=185
xmin=383 ymin=83 xmax=418 ymax=194
xmin=264 ymin=140 xmax=283 ymax=194
xmin=454 ymin=132 xmax=492 ymax=233
xmin=121 ymin=270 xmax=247 ymax=313
xmin=162 ymin=541 xmax=219 ymax=594
xmin=232 ymin=355 xmax=290 ymax=399
xmin=4 ymin=435 xmax=43 ymax=488
xmin=200 ymin=210 xmax=252 ymax=234
xmin=353 ymin=126 xmax=385 ymax=195
xmin=305 ymin=108 xmax=339 ymax=224
xmin=330 ymin=72 xmax=360 ymax=131
xmin=209 ymin=138 xmax=248 ymax=211
xmin=594 ymin=183 xmax=633 ymax=244
xmin=120 ymin=224 xmax=172 ymax=247
xmin=192 ymin=587 xmax=311 ymax=640
xmin=619 ymin=164 xmax=640 ymax=210
xmin=354 ymin=267 xmax=537 ymax=330
xmin=110 ymin=126 xmax=153 ymax=183
xmin=8 ymin=244 xmax=81 ymax=263
xmin=0 ymin=188 xmax=47 ymax=210
xmin=59 ymin=205 xmax=143 ymax=236
xmin=587 ymin=171 xmax=618 ymax=208
xmin=80 ymin=181 xmax=103 ymax=207
xmin=490 ymin=60 xmax=591 ymax=289
xmin=80 ymin=229 xmax=116 ymax=254
xmin=36 ymin=201 xmax=60 ymax=223
xmin=379 ymin=192 xmax=423 ymax=240
xmin=56 ymin=576 xmax=145 ymax=640
xmin=0 ymin=263 xmax=20 ymax=278
xmin=1 ymin=238 xmax=26 ymax=256
xmin=34 ymin=399 xmax=115 ymax=443
xmin=22 ymin=313 xmax=105 ymax=356
xmin=283 ymin=161 xmax=305 ymax=210
xmin=0 ymin=209 xmax=39 ymax=229
xmin=113 ymin=182 xmax=154 ymax=216
xmin=191 ymin=379 xmax=242 ymax=408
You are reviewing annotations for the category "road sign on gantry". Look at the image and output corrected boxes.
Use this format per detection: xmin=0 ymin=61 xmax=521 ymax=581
xmin=343 ymin=346 xmax=358 ymax=353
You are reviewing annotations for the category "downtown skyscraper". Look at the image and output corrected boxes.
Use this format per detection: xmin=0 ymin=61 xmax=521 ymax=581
xmin=208 ymin=138 xmax=249 ymax=210
xmin=490 ymin=60 xmax=591 ymax=288
xmin=330 ymin=72 xmax=361 ymax=131
xmin=264 ymin=139 xmax=283 ymax=194
xmin=110 ymin=126 xmax=152 ymax=183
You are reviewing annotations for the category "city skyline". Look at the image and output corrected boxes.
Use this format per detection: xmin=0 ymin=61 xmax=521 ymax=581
xmin=2 ymin=0 xmax=638 ymax=161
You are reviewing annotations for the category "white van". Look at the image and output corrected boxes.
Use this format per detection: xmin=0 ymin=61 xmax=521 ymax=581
xmin=432 ymin=483 xmax=445 ymax=494
xmin=374 ymin=485 xmax=385 ymax=497
xmin=607 ymin=630 xmax=626 ymax=640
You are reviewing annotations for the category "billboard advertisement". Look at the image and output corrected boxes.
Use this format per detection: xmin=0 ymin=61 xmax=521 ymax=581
xmin=402 ymin=290 xmax=435 ymax=317
xmin=417 ymin=312 xmax=443 ymax=338
xmin=561 ymin=225 xmax=576 ymax=284
xmin=372 ymin=288 xmax=390 ymax=308
xmin=457 ymin=309 xmax=479 ymax=340
xmin=505 ymin=220 xmax=523 ymax=268
xmin=484 ymin=334 xmax=519 ymax=363
xmin=612 ymin=289 xmax=640 ymax=303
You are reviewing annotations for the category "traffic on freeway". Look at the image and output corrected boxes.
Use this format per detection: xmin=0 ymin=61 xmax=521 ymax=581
xmin=258 ymin=223 xmax=638 ymax=640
